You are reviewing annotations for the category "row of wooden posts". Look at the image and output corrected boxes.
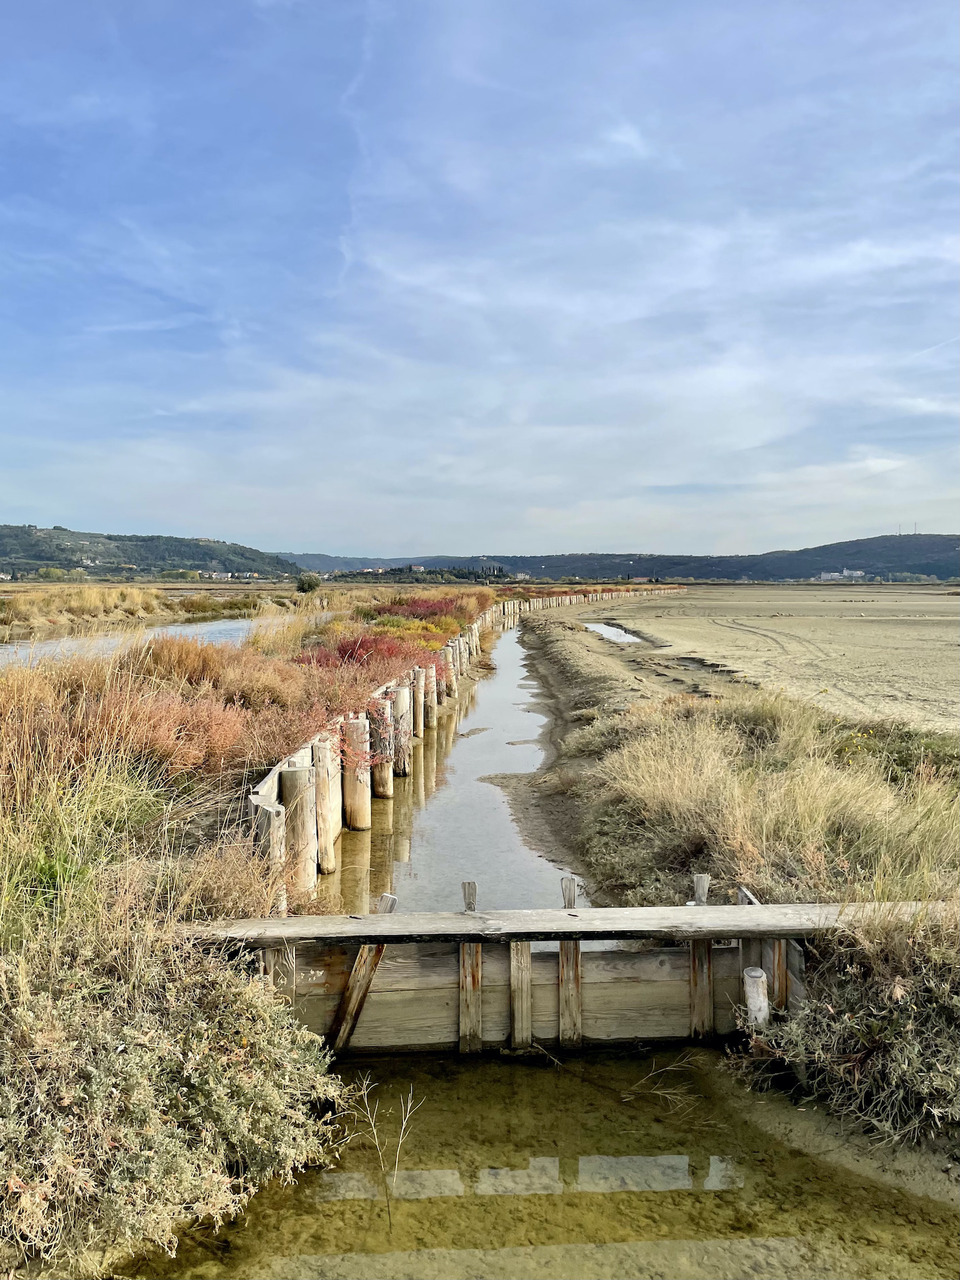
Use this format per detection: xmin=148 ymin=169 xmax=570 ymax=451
xmin=247 ymin=588 xmax=682 ymax=914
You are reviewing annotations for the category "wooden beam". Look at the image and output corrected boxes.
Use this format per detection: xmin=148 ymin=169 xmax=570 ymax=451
xmin=328 ymin=893 xmax=398 ymax=1053
xmin=459 ymin=942 xmax=482 ymax=1052
xmin=193 ymin=900 xmax=935 ymax=949
xmin=559 ymin=877 xmax=582 ymax=1047
xmin=689 ymin=875 xmax=714 ymax=1037
xmin=509 ymin=940 xmax=532 ymax=1049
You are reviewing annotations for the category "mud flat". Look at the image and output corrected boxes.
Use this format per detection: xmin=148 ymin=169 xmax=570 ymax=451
xmin=589 ymin=584 xmax=958 ymax=732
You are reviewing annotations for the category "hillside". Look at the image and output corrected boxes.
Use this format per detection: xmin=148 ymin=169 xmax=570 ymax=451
xmin=277 ymin=535 xmax=959 ymax=581
xmin=0 ymin=525 xmax=296 ymax=577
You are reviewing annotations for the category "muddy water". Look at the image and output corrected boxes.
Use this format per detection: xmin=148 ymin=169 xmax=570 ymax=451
xmin=126 ymin=1050 xmax=959 ymax=1280
xmin=315 ymin=628 xmax=587 ymax=916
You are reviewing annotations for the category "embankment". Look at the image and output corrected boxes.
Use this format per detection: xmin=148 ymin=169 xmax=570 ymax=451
xmin=519 ymin=610 xmax=960 ymax=1148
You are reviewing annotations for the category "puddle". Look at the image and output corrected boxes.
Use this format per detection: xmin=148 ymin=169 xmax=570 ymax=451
xmin=123 ymin=1050 xmax=959 ymax=1280
xmin=584 ymin=622 xmax=646 ymax=645
xmin=316 ymin=629 xmax=586 ymax=916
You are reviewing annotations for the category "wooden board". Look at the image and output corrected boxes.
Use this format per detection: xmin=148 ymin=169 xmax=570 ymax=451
xmin=198 ymin=900 xmax=930 ymax=948
xmin=290 ymin=942 xmax=742 ymax=1050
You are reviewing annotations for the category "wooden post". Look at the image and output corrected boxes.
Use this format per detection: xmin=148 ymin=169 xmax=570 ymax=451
xmin=327 ymin=716 xmax=344 ymax=845
xmin=559 ymin=876 xmax=582 ymax=1047
xmin=312 ymin=736 xmax=338 ymax=875
xmin=770 ymin=938 xmax=788 ymax=1011
xmin=743 ymin=966 xmax=770 ymax=1030
xmin=424 ymin=662 xmax=438 ymax=727
xmin=459 ymin=881 xmax=482 ymax=1052
xmin=393 ymin=684 xmax=413 ymax=776
xmin=342 ymin=716 xmax=372 ymax=831
xmin=329 ymin=893 xmax=399 ymax=1053
xmin=510 ymin=940 xmax=533 ymax=1049
xmin=443 ymin=645 xmax=458 ymax=698
xmin=250 ymin=798 xmax=287 ymax=916
xmin=369 ymin=698 xmax=395 ymax=799
xmin=737 ymin=885 xmax=763 ymax=972
xmin=412 ymin=666 xmax=426 ymax=738
xmin=689 ymin=873 xmax=714 ymax=1036
xmin=279 ymin=764 xmax=318 ymax=896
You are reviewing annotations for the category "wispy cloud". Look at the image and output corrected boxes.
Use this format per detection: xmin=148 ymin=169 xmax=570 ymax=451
xmin=0 ymin=0 xmax=955 ymax=552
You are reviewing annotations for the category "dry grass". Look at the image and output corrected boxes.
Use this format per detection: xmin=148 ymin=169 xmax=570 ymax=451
xmin=577 ymin=687 xmax=958 ymax=906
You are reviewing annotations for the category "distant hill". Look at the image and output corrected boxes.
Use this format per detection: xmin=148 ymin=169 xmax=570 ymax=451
xmin=0 ymin=525 xmax=297 ymax=577
xmin=276 ymin=535 xmax=959 ymax=581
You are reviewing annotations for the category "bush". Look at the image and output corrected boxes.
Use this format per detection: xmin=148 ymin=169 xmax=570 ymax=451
xmin=0 ymin=927 xmax=343 ymax=1275
xmin=296 ymin=572 xmax=323 ymax=594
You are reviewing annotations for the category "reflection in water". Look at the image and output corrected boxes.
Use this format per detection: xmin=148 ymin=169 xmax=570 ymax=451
xmin=126 ymin=1052 xmax=959 ymax=1280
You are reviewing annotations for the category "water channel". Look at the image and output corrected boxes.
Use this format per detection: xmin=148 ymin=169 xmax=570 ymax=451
xmin=0 ymin=615 xmax=266 ymax=667
xmin=122 ymin=626 xmax=958 ymax=1280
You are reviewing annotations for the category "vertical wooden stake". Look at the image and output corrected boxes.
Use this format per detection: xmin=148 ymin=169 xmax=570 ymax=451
xmin=459 ymin=942 xmax=483 ymax=1053
xmin=770 ymin=938 xmax=788 ymax=1011
xmin=509 ymin=940 xmax=532 ymax=1049
xmin=443 ymin=646 xmax=458 ymax=698
xmin=250 ymin=798 xmax=287 ymax=916
xmin=559 ymin=877 xmax=582 ymax=1047
xmin=279 ymin=765 xmax=318 ymax=896
xmin=689 ymin=874 xmax=715 ymax=1036
xmin=461 ymin=880 xmax=478 ymax=912
xmin=312 ymin=736 xmax=338 ymax=875
xmin=342 ymin=716 xmax=372 ymax=831
xmin=412 ymin=666 xmax=426 ymax=738
xmin=393 ymin=684 xmax=413 ymax=776
xmin=737 ymin=885 xmax=763 ymax=975
xmin=743 ymin=966 xmax=770 ymax=1030
xmin=369 ymin=698 xmax=395 ymax=798
xmin=424 ymin=663 xmax=438 ymax=727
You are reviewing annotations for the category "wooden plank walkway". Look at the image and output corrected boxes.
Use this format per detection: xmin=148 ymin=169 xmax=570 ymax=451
xmin=196 ymin=900 xmax=929 ymax=948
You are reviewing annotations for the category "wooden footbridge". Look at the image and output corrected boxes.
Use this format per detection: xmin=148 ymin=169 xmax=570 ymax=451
xmin=199 ymin=880 xmax=925 ymax=1055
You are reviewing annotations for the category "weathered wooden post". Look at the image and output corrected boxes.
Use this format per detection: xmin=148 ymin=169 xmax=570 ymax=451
xmin=459 ymin=880 xmax=482 ymax=1052
xmin=369 ymin=698 xmax=395 ymax=798
xmin=424 ymin=662 xmax=438 ymax=727
xmin=342 ymin=716 xmax=372 ymax=831
xmin=559 ymin=876 xmax=582 ymax=1047
xmin=280 ymin=761 xmax=318 ymax=896
xmin=249 ymin=797 xmax=287 ymax=916
xmin=393 ymin=682 xmax=413 ymax=776
xmin=312 ymin=735 xmax=339 ymax=875
xmin=443 ymin=645 xmax=458 ymax=698
xmin=412 ymin=666 xmax=426 ymax=738
xmin=690 ymin=873 xmax=714 ymax=1036
xmin=743 ymin=967 xmax=770 ymax=1030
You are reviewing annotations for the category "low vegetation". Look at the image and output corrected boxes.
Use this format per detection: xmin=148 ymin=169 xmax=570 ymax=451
xmin=0 ymin=585 xmax=494 ymax=1275
xmin=0 ymin=584 xmax=299 ymax=639
xmin=533 ymin=617 xmax=960 ymax=1144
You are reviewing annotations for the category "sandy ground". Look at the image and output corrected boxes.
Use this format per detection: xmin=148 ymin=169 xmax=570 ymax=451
xmin=585 ymin=584 xmax=958 ymax=733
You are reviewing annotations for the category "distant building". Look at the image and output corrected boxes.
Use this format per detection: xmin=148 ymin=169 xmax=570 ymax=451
xmin=819 ymin=568 xmax=866 ymax=581
xmin=630 ymin=576 xmax=651 ymax=583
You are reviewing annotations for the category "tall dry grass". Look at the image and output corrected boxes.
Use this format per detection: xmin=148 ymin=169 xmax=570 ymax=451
xmin=578 ymin=687 xmax=958 ymax=906
xmin=564 ymin=683 xmax=959 ymax=1143
xmin=0 ymin=585 xmax=166 ymax=626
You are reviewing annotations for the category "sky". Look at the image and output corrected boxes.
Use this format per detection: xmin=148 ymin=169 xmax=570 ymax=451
xmin=0 ymin=0 xmax=957 ymax=556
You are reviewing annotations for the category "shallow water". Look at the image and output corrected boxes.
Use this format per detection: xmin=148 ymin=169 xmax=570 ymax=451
xmin=584 ymin=622 xmax=645 ymax=644
xmin=125 ymin=1050 xmax=959 ymax=1280
xmin=315 ymin=629 xmax=587 ymax=917
xmin=0 ymin=615 xmax=268 ymax=667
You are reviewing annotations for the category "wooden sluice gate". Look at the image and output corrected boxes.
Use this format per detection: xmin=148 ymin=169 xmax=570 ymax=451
xmin=199 ymin=885 xmax=925 ymax=1055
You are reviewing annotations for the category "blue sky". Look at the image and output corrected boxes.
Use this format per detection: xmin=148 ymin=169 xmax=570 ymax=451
xmin=0 ymin=0 xmax=956 ymax=555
